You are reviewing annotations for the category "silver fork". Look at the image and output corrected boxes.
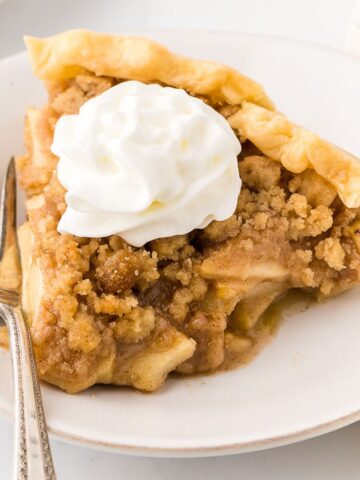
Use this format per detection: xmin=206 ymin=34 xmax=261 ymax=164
xmin=0 ymin=158 xmax=56 ymax=479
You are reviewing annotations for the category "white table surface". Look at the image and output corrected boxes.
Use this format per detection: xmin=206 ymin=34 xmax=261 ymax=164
xmin=0 ymin=0 xmax=359 ymax=478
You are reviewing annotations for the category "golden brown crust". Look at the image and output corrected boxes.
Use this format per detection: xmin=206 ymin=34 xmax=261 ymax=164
xmin=24 ymin=29 xmax=274 ymax=109
xmin=229 ymin=103 xmax=360 ymax=208
xmin=25 ymin=31 xmax=360 ymax=209
xmin=13 ymin=35 xmax=360 ymax=393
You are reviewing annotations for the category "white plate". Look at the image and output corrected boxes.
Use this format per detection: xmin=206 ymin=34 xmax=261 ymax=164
xmin=0 ymin=31 xmax=360 ymax=458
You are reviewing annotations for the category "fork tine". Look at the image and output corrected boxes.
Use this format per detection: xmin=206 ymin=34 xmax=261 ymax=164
xmin=0 ymin=157 xmax=21 ymax=295
xmin=0 ymin=157 xmax=17 ymax=262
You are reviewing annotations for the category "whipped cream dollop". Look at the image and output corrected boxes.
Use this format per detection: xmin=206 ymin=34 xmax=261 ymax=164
xmin=52 ymin=80 xmax=241 ymax=246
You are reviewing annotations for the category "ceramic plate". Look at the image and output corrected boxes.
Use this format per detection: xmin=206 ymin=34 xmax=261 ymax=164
xmin=0 ymin=31 xmax=360 ymax=457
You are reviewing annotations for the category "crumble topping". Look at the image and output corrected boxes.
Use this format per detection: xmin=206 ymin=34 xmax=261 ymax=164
xmin=15 ymin=73 xmax=360 ymax=392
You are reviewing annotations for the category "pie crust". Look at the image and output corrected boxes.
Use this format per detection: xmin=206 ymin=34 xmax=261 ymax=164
xmin=12 ymin=30 xmax=360 ymax=393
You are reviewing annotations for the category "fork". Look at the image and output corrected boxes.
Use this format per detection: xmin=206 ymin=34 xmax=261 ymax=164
xmin=0 ymin=158 xmax=56 ymax=479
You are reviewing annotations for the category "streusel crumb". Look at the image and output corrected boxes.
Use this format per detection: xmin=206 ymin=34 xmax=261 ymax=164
xmin=15 ymin=73 xmax=360 ymax=391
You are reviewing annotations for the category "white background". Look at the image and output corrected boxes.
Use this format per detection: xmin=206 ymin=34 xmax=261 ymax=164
xmin=0 ymin=0 xmax=360 ymax=478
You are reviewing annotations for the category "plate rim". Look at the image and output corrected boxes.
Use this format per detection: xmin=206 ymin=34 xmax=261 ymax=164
xmin=1 ymin=29 xmax=360 ymax=457
xmin=1 ymin=399 xmax=360 ymax=457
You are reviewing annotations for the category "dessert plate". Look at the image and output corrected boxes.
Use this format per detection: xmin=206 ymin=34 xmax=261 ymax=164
xmin=0 ymin=31 xmax=360 ymax=457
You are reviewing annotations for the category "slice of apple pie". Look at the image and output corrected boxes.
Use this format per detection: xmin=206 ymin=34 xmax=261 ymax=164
xmin=14 ymin=30 xmax=360 ymax=393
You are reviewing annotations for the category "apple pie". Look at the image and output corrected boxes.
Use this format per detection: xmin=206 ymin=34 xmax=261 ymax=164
xmin=13 ymin=30 xmax=360 ymax=393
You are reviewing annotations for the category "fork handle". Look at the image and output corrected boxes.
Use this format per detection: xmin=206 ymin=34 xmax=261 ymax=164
xmin=0 ymin=304 xmax=56 ymax=479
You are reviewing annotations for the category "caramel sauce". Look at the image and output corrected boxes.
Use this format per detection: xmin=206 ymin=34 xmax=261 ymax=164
xmin=222 ymin=289 xmax=314 ymax=371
